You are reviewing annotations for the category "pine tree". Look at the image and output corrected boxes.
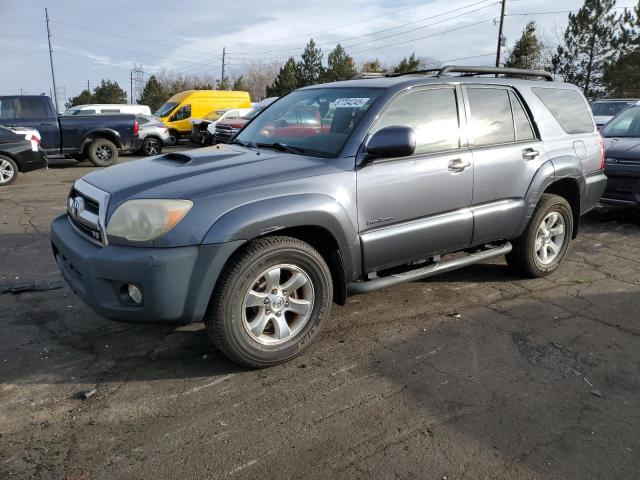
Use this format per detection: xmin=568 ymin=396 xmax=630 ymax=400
xmin=266 ymin=57 xmax=300 ymax=97
xmin=556 ymin=0 xmax=619 ymax=99
xmin=297 ymin=39 xmax=324 ymax=86
xmin=393 ymin=53 xmax=420 ymax=74
xmin=232 ymin=76 xmax=248 ymax=91
xmin=505 ymin=21 xmax=543 ymax=70
xmin=323 ymin=44 xmax=356 ymax=82
xmin=216 ymin=77 xmax=231 ymax=91
xmin=361 ymin=59 xmax=383 ymax=73
xmin=604 ymin=4 xmax=640 ymax=96
xmin=64 ymin=89 xmax=94 ymax=109
xmin=138 ymin=75 xmax=166 ymax=112
xmin=93 ymin=79 xmax=127 ymax=104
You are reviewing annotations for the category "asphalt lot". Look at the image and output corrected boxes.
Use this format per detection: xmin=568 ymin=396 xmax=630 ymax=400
xmin=1 ymin=148 xmax=639 ymax=479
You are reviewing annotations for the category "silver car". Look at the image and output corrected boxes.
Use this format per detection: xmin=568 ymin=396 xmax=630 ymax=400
xmin=136 ymin=115 xmax=170 ymax=156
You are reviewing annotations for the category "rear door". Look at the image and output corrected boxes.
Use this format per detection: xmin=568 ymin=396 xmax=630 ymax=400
xmin=463 ymin=86 xmax=547 ymax=244
xmin=357 ymin=85 xmax=474 ymax=272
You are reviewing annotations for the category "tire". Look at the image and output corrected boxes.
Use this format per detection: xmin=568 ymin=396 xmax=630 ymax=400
xmin=141 ymin=137 xmax=162 ymax=156
xmin=506 ymin=193 xmax=573 ymax=278
xmin=87 ymin=138 xmax=118 ymax=167
xmin=0 ymin=155 xmax=18 ymax=186
xmin=205 ymin=236 xmax=333 ymax=368
xmin=167 ymin=130 xmax=179 ymax=146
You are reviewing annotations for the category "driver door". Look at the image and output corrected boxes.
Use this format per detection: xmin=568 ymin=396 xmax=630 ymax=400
xmin=357 ymin=86 xmax=474 ymax=272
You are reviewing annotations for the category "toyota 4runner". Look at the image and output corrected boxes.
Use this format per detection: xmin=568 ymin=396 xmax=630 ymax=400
xmin=51 ymin=66 xmax=607 ymax=367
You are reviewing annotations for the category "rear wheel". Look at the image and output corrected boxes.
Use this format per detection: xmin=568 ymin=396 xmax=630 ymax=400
xmin=506 ymin=193 xmax=573 ymax=277
xmin=87 ymin=138 xmax=118 ymax=167
xmin=205 ymin=236 xmax=333 ymax=368
xmin=0 ymin=155 xmax=18 ymax=186
xmin=141 ymin=137 xmax=162 ymax=156
xmin=167 ymin=130 xmax=179 ymax=146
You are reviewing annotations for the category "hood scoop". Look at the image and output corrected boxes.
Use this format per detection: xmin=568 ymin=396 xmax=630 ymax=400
xmin=154 ymin=152 xmax=192 ymax=164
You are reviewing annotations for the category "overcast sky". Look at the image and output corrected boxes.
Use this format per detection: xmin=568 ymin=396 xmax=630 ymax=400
xmin=0 ymin=0 xmax=627 ymax=106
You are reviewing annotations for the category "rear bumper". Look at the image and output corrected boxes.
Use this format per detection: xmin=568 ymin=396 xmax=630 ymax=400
xmin=582 ymin=171 xmax=608 ymax=213
xmin=50 ymin=214 xmax=244 ymax=323
xmin=18 ymin=148 xmax=47 ymax=173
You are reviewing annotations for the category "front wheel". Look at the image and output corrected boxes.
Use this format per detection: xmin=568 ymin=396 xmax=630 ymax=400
xmin=205 ymin=236 xmax=333 ymax=368
xmin=166 ymin=130 xmax=179 ymax=146
xmin=0 ymin=155 xmax=18 ymax=186
xmin=87 ymin=138 xmax=118 ymax=167
xmin=506 ymin=193 xmax=573 ymax=277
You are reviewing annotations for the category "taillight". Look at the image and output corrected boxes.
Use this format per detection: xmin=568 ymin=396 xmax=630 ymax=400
xmin=133 ymin=120 xmax=139 ymax=135
xmin=29 ymin=135 xmax=40 ymax=152
xmin=597 ymin=133 xmax=605 ymax=170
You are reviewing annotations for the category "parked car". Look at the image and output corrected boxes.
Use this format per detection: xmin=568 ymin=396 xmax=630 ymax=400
xmin=190 ymin=108 xmax=252 ymax=146
xmin=63 ymin=104 xmax=151 ymax=116
xmin=591 ymin=98 xmax=640 ymax=127
xmin=0 ymin=95 xmax=139 ymax=166
xmin=135 ymin=115 xmax=170 ymax=156
xmin=212 ymin=97 xmax=279 ymax=144
xmin=0 ymin=125 xmax=47 ymax=186
xmin=600 ymin=105 xmax=640 ymax=206
xmin=51 ymin=66 xmax=606 ymax=367
xmin=155 ymin=90 xmax=251 ymax=145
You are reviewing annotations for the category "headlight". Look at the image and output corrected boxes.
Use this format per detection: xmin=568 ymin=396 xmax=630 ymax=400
xmin=106 ymin=199 xmax=192 ymax=242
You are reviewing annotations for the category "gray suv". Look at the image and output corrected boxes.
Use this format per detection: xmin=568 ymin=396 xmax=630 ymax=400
xmin=51 ymin=66 xmax=607 ymax=367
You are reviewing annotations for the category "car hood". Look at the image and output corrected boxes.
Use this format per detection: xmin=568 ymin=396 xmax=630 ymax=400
xmin=82 ymin=144 xmax=342 ymax=210
xmin=604 ymin=137 xmax=640 ymax=159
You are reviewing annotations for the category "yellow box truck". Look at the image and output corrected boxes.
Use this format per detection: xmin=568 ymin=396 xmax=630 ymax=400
xmin=155 ymin=90 xmax=251 ymax=144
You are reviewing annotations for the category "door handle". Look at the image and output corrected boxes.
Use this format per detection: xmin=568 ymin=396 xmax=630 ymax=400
xmin=40 ymin=122 xmax=53 ymax=126
xmin=522 ymin=148 xmax=540 ymax=160
xmin=448 ymin=158 xmax=471 ymax=172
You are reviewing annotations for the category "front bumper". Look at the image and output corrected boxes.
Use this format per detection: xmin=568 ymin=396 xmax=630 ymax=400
xmin=601 ymin=164 xmax=640 ymax=206
xmin=51 ymin=215 xmax=244 ymax=323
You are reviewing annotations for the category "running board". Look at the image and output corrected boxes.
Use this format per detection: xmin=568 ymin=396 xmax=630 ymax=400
xmin=347 ymin=242 xmax=512 ymax=295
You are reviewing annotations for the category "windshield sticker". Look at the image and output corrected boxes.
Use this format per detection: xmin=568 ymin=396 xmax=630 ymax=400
xmin=333 ymin=98 xmax=370 ymax=108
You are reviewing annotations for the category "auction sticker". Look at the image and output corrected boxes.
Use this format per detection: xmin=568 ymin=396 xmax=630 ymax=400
xmin=334 ymin=98 xmax=370 ymax=108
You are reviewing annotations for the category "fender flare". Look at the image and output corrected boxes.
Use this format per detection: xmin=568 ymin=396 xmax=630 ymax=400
xmin=202 ymin=193 xmax=361 ymax=280
xmin=79 ymin=128 xmax=124 ymax=153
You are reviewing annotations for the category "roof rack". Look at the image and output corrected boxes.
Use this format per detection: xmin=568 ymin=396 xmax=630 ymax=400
xmin=388 ymin=65 xmax=554 ymax=81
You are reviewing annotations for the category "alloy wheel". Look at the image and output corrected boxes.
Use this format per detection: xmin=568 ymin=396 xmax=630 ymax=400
xmin=535 ymin=211 xmax=565 ymax=265
xmin=0 ymin=159 xmax=15 ymax=184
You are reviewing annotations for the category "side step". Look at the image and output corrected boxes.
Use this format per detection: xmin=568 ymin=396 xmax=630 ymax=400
xmin=347 ymin=242 xmax=512 ymax=295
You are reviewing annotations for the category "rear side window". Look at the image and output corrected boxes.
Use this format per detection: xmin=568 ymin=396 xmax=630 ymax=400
xmin=467 ymin=88 xmax=515 ymax=146
xmin=101 ymin=109 xmax=120 ymax=113
xmin=16 ymin=98 xmax=48 ymax=118
xmin=137 ymin=116 xmax=150 ymax=125
xmin=0 ymin=98 xmax=16 ymax=119
xmin=373 ymin=87 xmax=460 ymax=154
xmin=532 ymin=87 xmax=593 ymax=134
xmin=509 ymin=91 xmax=536 ymax=141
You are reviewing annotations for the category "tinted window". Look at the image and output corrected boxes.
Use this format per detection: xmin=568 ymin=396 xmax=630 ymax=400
xmin=372 ymin=88 xmax=459 ymax=154
xmin=137 ymin=116 xmax=150 ymax=125
xmin=533 ymin=87 xmax=593 ymax=134
xmin=101 ymin=109 xmax=120 ymax=113
xmin=467 ymin=88 xmax=515 ymax=146
xmin=16 ymin=98 xmax=48 ymax=118
xmin=591 ymin=101 xmax=636 ymax=116
xmin=509 ymin=91 xmax=535 ymax=141
xmin=73 ymin=109 xmax=95 ymax=115
xmin=602 ymin=106 xmax=640 ymax=137
xmin=0 ymin=98 xmax=16 ymax=119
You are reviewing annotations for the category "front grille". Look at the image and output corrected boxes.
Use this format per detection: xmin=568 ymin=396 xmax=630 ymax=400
xmin=67 ymin=180 xmax=110 ymax=247
xmin=214 ymin=126 xmax=239 ymax=143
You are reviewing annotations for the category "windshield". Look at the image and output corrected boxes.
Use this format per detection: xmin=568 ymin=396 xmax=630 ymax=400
xmin=204 ymin=110 xmax=223 ymax=121
xmin=242 ymin=107 xmax=263 ymax=120
xmin=235 ymin=87 xmax=383 ymax=158
xmin=592 ymin=101 xmax=635 ymax=117
xmin=154 ymin=102 xmax=178 ymax=117
xmin=602 ymin=106 xmax=640 ymax=137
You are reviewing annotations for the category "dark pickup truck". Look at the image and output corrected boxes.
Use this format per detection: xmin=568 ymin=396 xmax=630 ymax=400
xmin=0 ymin=95 xmax=139 ymax=166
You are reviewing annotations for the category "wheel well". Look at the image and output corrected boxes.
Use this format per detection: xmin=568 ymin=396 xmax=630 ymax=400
xmin=81 ymin=132 xmax=120 ymax=153
xmin=262 ymin=226 xmax=347 ymax=305
xmin=544 ymin=178 xmax=580 ymax=238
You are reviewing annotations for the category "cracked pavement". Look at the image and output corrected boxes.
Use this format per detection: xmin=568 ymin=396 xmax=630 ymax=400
xmin=1 ymin=154 xmax=639 ymax=479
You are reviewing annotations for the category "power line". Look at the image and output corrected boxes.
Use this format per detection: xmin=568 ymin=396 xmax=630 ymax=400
xmin=505 ymin=5 xmax=634 ymax=16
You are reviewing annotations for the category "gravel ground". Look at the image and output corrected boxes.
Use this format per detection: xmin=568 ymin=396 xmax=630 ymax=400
xmin=1 ymin=149 xmax=639 ymax=479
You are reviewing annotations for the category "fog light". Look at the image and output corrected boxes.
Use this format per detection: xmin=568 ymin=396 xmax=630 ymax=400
xmin=127 ymin=284 xmax=143 ymax=304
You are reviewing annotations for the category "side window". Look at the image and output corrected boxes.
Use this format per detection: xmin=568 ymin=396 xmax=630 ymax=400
xmin=183 ymin=105 xmax=191 ymax=119
xmin=102 ymin=109 xmax=120 ymax=114
xmin=509 ymin=91 xmax=535 ymax=141
xmin=137 ymin=116 xmax=149 ymax=125
xmin=0 ymin=98 xmax=16 ymax=120
xmin=467 ymin=88 xmax=515 ymax=146
xmin=372 ymin=88 xmax=460 ymax=155
xmin=16 ymin=98 xmax=48 ymax=119
xmin=532 ymin=87 xmax=593 ymax=134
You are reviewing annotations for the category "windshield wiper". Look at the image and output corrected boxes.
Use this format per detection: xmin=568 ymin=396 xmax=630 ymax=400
xmin=255 ymin=142 xmax=305 ymax=155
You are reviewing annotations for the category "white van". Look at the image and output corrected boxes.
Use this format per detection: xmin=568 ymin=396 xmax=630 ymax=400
xmin=62 ymin=104 xmax=152 ymax=116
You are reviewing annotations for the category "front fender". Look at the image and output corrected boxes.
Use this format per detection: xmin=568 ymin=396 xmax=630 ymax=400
xmin=202 ymin=194 xmax=361 ymax=279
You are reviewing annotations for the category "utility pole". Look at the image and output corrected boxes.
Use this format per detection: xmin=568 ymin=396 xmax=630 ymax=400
xmin=495 ymin=0 xmax=506 ymax=69
xmin=45 ymin=8 xmax=59 ymax=113
xmin=221 ymin=47 xmax=226 ymax=89
xmin=130 ymin=70 xmax=134 ymax=104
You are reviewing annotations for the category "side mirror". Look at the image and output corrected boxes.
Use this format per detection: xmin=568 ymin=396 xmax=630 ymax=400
xmin=365 ymin=126 xmax=416 ymax=158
